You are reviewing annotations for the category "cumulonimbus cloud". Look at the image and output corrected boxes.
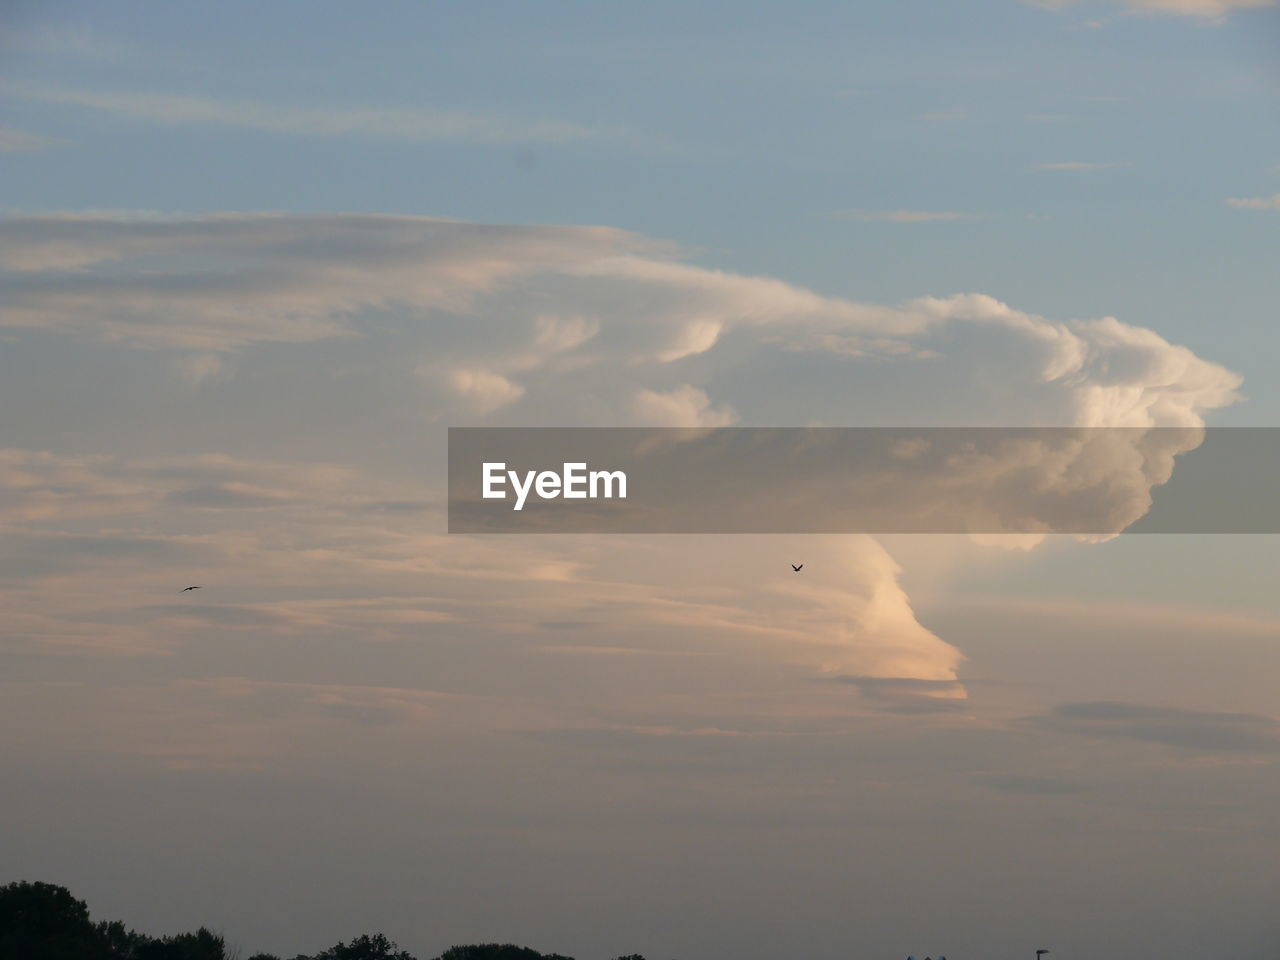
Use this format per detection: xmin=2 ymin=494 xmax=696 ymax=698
xmin=0 ymin=212 xmax=1244 ymax=695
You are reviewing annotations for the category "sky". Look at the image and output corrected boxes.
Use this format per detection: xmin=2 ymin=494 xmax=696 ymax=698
xmin=2 ymin=2 xmax=1280 ymax=958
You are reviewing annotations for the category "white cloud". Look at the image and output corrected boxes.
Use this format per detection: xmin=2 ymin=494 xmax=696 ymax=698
xmin=0 ymin=125 xmax=63 ymax=152
xmin=441 ymin=368 xmax=527 ymax=414
xmin=631 ymin=385 xmax=738 ymax=427
xmin=0 ymin=212 xmax=1245 ymax=696
xmin=1226 ymin=192 xmax=1280 ymax=210
xmin=0 ymin=214 xmax=1240 ymax=436
xmin=0 ymin=213 xmax=649 ymax=349
xmin=1117 ymin=0 xmax=1275 ymax=16
xmin=9 ymin=85 xmax=677 ymax=151
xmin=169 ymin=352 xmax=230 ymax=387
xmin=1028 ymin=0 xmax=1275 ymax=19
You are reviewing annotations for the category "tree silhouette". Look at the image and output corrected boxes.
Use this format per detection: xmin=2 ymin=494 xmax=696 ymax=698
xmin=0 ymin=881 xmax=107 ymax=960
xmin=299 ymin=933 xmax=416 ymax=960
xmin=0 ymin=880 xmax=660 ymax=960
xmin=436 ymin=945 xmax=573 ymax=960
xmin=132 ymin=928 xmax=227 ymax=960
xmin=0 ymin=881 xmax=228 ymax=960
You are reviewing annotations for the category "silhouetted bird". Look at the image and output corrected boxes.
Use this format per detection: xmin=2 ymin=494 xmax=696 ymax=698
xmin=791 ymin=564 xmax=803 ymax=571
xmin=180 ymin=586 xmax=201 ymax=592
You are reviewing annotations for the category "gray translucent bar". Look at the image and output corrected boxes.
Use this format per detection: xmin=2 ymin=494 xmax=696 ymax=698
xmin=448 ymin=427 xmax=1280 ymax=534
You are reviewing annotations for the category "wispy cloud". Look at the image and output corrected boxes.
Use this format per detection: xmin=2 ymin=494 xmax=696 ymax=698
xmin=1032 ymin=161 xmax=1129 ymax=171
xmin=1031 ymin=701 xmax=1280 ymax=754
xmin=8 ymin=85 xmax=678 ymax=152
xmin=1027 ymin=0 xmax=1276 ymax=21
xmin=0 ymin=22 xmax=131 ymax=60
xmin=0 ymin=125 xmax=63 ymax=152
xmin=1226 ymin=192 xmax=1280 ymax=211
xmin=828 ymin=209 xmax=978 ymax=223
xmin=919 ymin=108 xmax=969 ymax=122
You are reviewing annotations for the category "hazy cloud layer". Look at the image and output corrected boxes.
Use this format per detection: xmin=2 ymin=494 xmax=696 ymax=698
xmin=1226 ymin=192 xmax=1280 ymax=210
xmin=0 ymin=125 xmax=62 ymax=152
xmin=0 ymin=212 xmax=1244 ymax=741
xmin=8 ymin=85 xmax=680 ymax=152
xmin=1029 ymin=0 xmax=1276 ymax=19
xmin=1032 ymin=701 xmax=1280 ymax=753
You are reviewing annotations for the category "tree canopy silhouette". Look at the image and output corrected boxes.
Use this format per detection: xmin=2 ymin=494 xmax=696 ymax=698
xmin=0 ymin=880 xmax=106 ymax=960
xmin=437 ymin=945 xmax=574 ymax=960
xmin=0 ymin=881 xmax=660 ymax=960
xmin=297 ymin=933 xmax=416 ymax=960
xmin=0 ymin=881 xmax=225 ymax=960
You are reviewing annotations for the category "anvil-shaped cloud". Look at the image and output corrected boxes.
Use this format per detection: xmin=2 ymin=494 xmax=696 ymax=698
xmin=0 ymin=213 xmax=1242 ymax=707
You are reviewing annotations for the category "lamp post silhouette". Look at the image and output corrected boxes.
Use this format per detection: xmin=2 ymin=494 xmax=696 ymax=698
xmin=1036 ymin=951 xmax=1050 ymax=959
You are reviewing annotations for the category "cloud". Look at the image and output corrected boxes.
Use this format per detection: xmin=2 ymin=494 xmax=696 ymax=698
xmin=0 ymin=448 xmax=388 ymax=524
xmin=0 ymin=442 xmax=966 ymax=681
xmin=829 ymin=209 xmax=976 ymax=222
xmin=631 ymin=385 xmax=737 ymax=426
xmin=1032 ymin=161 xmax=1128 ymax=171
xmin=830 ymin=675 xmax=969 ymax=713
xmin=9 ymin=85 xmax=678 ymax=152
xmin=0 ymin=213 xmax=649 ymax=350
xmin=1028 ymin=0 xmax=1275 ymax=19
xmin=1226 ymin=193 xmax=1280 ymax=211
xmin=0 ymin=125 xmax=63 ymax=152
xmin=169 ymin=352 xmax=230 ymax=387
xmin=0 ymin=214 xmax=1239 ymax=437
xmin=0 ymin=22 xmax=131 ymax=60
xmin=1031 ymin=701 xmax=1280 ymax=753
xmin=440 ymin=368 xmax=527 ymax=414
xmin=0 ymin=212 xmax=1244 ymax=697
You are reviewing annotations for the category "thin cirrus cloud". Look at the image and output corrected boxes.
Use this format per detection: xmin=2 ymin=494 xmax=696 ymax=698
xmin=7 ymin=84 xmax=681 ymax=152
xmin=1226 ymin=192 xmax=1280 ymax=210
xmin=828 ymin=209 xmax=978 ymax=222
xmin=1027 ymin=0 xmax=1276 ymax=19
xmin=1032 ymin=160 xmax=1129 ymax=171
xmin=0 ymin=125 xmax=63 ymax=152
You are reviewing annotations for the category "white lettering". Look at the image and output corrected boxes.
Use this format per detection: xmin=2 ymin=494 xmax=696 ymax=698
xmin=482 ymin=462 xmax=506 ymax=499
xmin=562 ymin=462 xmax=587 ymax=499
xmin=509 ymin=469 xmax=537 ymax=511
xmin=483 ymin=462 xmax=627 ymax=510
xmin=590 ymin=469 xmax=627 ymax=500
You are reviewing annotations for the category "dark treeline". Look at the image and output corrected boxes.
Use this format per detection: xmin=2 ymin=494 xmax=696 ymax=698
xmin=0 ymin=882 xmax=646 ymax=960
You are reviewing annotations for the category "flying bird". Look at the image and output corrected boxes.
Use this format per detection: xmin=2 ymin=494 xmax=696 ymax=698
xmin=791 ymin=564 xmax=803 ymax=572
xmin=180 ymin=586 xmax=202 ymax=592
